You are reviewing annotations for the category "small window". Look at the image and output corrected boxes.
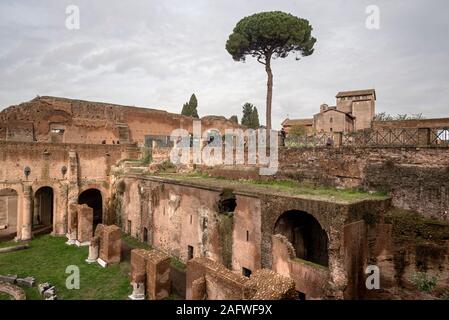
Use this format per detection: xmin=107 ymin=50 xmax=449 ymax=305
xmin=190 ymin=215 xmax=193 ymax=224
xmin=330 ymin=127 xmax=333 ymax=132
xmin=127 ymin=220 xmax=132 ymax=234
xmin=242 ymin=267 xmax=252 ymax=277
xmin=330 ymin=117 xmax=333 ymax=123
xmin=143 ymin=227 xmax=148 ymax=242
xmin=188 ymin=245 xmax=194 ymax=260
xmin=246 ymin=230 xmax=249 ymax=242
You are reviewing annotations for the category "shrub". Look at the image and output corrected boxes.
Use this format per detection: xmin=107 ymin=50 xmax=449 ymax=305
xmin=411 ymin=272 xmax=438 ymax=293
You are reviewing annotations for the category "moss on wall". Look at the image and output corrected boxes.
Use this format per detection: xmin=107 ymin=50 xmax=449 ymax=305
xmin=217 ymin=212 xmax=234 ymax=269
xmin=109 ymin=192 xmax=123 ymax=227
xmin=385 ymin=208 xmax=449 ymax=245
xmin=140 ymin=147 xmax=153 ymax=165
xmin=386 ymin=208 xmax=449 ymax=277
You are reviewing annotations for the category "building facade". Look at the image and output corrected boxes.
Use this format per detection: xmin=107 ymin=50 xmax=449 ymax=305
xmin=282 ymin=89 xmax=376 ymax=134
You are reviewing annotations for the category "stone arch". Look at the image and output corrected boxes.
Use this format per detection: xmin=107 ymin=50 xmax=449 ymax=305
xmin=33 ymin=186 xmax=54 ymax=232
xmin=274 ymin=210 xmax=329 ymax=267
xmin=78 ymin=188 xmax=103 ymax=228
xmin=0 ymin=187 xmax=19 ymax=241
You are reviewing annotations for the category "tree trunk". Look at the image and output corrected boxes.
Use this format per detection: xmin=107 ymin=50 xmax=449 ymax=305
xmin=265 ymin=58 xmax=273 ymax=131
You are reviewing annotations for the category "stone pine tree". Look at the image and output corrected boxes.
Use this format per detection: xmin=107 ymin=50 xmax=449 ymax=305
xmin=181 ymin=93 xmax=199 ymax=118
xmin=241 ymin=102 xmax=260 ymax=129
xmin=226 ymin=11 xmax=316 ymax=131
xmin=229 ymin=115 xmax=238 ymax=124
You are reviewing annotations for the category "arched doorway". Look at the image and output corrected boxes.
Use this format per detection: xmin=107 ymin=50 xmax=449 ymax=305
xmin=33 ymin=187 xmax=54 ymax=231
xmin=78 ymin=189 xmax=103 ymax=228
xmin=0 ymin=188 xmax=18 ymax=241
xmin=274 ymin=210 xmax=329 ymax=267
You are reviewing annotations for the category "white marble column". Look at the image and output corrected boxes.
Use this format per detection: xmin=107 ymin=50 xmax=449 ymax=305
xmin=21 ymin=186 xmax=32 ymax=241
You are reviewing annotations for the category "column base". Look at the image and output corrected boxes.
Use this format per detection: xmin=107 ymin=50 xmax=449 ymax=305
xmin=97 ymin=258 xmax=108 ymax=268
xmin=75 ymin=240 xmax=91 ymax=247
xmin=128 ymin=282 xmax=145 ymax=300
xmin=85 ymin=258 xmax=97 ymax=264
xmin=128 ymin=294 xmax=145 ymax=300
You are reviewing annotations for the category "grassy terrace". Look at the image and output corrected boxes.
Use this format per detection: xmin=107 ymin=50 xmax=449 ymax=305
xmin=0 ymin=235 xmax=137 ymax=300
xmin=152 ymin=173 xmax=389 ymax=203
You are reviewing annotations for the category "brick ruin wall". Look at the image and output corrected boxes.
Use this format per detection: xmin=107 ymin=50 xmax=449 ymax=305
xmin=0 ymin=140 xmax=133 ymax=238
xmin=0 ymin=96 xmax=243 ymax=146
xmin=186 ymin=257 xmax=297 ymax=300
xmin=112 ymin=175 xmax=394 ymax=298
xmin=278 ymin=147 xmax=449 ymax=220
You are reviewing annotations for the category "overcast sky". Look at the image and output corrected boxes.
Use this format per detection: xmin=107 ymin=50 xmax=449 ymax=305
xmin=0 ymin=0 xmax=448 ymax=129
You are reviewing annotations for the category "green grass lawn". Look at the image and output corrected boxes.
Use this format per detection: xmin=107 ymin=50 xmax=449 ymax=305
xmin=0 ymin=292 xmax=12 ymax=300
xmin=0 ymin=235 xmax=131 ymax=300
xmin=156 ymin=172 xmax=388 ymax=203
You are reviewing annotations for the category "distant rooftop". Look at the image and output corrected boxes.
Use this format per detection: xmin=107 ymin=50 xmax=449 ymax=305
xmin=336 ymin=89 xmax=376 ymax=100
xmin=281 ymin=118 xmax=313 ymax=126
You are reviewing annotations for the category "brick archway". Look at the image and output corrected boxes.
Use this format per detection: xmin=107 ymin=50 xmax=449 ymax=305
xmin=33 ymin=186 xmax=54 ymax=232
xmin=274 ymin=210 xmax=329 ymax=267
xmin=78 ymin=188 xmax=103 ymax=228
xmin=0 ymin=187 xmax=19 ymax=241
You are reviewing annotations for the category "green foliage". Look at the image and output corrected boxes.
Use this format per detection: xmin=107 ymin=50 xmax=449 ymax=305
xmin=293 ymin=257 xmax=328 ymax=271
xmin=251 ymin=107 xmax=260 ymax=128
xmin=171 ymin=257 xmax=186 ymax=271
xmin=170 ymin=173 xmax=388 ymax=202
xmin=181 ymin=102 xmax=190 ymax=115
xmin=289 ymin=125 xmax=307 ymax=137
xmin=156 ymin=160 xmax=177 ymax=173
xmin=0 ymin=292 xmax=12 ymax=300
xmin=229 ymin=115 xmax=238 ymax=124
xmin=226 ymin=11 xmax=316 ymax=62
xmin=385 ymin=208 xmax=449 ymax=244
xmin=181 ymin=93 xmax=199 ymax=118
xmin=217 ymin=213 xmax=234 ymax=269
xmin=226 ymin=11 xmax=316 ymax=131
xmin=140 ymin=148 xmax=153 ymax=165
xmin=122 ymin=234 xmax=151 ymax=250
xmin=411 ymin=272 xmax=438 ymax=293
xmin=440 ymin=291 xmax=449 ymax=300
xmin=241 ymin=102 xmax=260 ymax=129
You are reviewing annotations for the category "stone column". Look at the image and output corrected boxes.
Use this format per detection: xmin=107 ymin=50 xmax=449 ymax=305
xmin=21 ymin=186 xmax=32 ymax=241
xmin=129 ymin=282 xmax=145 ymax=300
xmin=86 ymin=236 xmax=100 ymax=263
xmin=66 ymin=204 xmax=78 ymax=245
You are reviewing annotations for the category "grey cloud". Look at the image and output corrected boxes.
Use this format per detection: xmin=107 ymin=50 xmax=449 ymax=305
xmin=0 ymin=0 xmax=448 ymax=128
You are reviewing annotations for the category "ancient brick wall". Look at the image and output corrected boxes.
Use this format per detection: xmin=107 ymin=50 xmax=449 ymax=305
xmin=278 ymin=147 xmax=449 ymax=219
xmin=0 ymin=140 xmax=132 ymax=239
xmin=271 ymin=234 xmax=330 ymax=299
xmin=0 ymin=96 xmax=243 ymax=147
xmin=366 ymin=222 xmax=449 ymax=299
xmin=186 ymin=257 xmax=297 ymax=300
xmin=130 ymin=248 xmax=171 ymax=300
xmin=116 ymin=175 xmax=390 ymax=299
